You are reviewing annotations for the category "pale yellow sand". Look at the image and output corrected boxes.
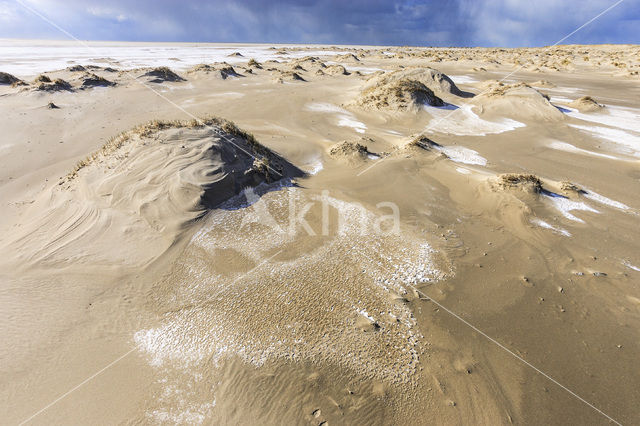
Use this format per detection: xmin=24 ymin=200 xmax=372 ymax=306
xmin=1 ymin=42 xmax=639 ymax=425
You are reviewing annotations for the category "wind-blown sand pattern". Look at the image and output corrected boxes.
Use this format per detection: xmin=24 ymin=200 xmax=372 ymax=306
xmin=2 ymin=41 xmax=640 ymax=425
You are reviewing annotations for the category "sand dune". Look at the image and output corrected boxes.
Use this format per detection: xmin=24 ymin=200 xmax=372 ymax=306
xmin=2 ymin=42 xmax=640 ymax=425
xmin=0 ymin=118 xmax=301 ymax=271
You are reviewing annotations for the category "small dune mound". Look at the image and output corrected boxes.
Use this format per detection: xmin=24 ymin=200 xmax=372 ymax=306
xmin=324 ymin=64 xmax=350 ymax=75
xmin=247 ymin=58 xmax=262 ymax=69
xmin=274 ymin=71 xmax=306 ymax=83
xmin=46 ymin=102 xmax=59 ymax=109
xmin=11 ymin=118 xmax=302 ymax=269
xmin=559 ymin=181 xmax=587 ymax=195
xmin=188 ymin=64 xmax=241 ymax=79
xmin=497 ymin=173 xmax=543 ymax=193
xmin=471 ymin=82 xmax=563 ymax=120
xmin=0 ymin=71 xmax=24 ymax=86
xmin=356 ymin=78 xmax=444 ymax=111
xmin=188 ymin=64 xmax=212 ymax=72
xmin=65 ymin=117 xmax=302 ymax=205
xmin=292 ymin=56 xmax=323 ymax=66
xmin=227 ymin=52 xmax=244 ymax=57
xmin=335 ymin=53 xmax=360 ymax=62
xmin=34 ymin=74 xmax=51 ymax=83
xmin=140 ymin=67 xmax=185 ymax=83
xmin=67 ymin=65 xmax=86 ymax=72
xmin=529 ymin=80 xmax=555 ymax=88
xmin=403 ymin=135 xmax=438 ymax=150
xmin=216 ymin=65 xmax=242 ymax=79
xmin=329 ymin=140 xmax=370 ymax=160
xmin=80 ymin=73 xmax=115 ymax=88
xmin=35 ymin=77 xmax=72 ymax=92
xmin=369 ymin=68 xmax=473 ymax=100
xmin=569 ymin=96 xmax=605 ymax=113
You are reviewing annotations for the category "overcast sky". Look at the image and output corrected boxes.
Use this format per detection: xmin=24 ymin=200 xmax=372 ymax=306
xmin=0 ymin=0 xmax=637 ymax=47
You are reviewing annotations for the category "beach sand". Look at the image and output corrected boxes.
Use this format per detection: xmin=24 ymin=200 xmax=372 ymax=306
xmin=1 ymin=41 xmax=639 ymax=425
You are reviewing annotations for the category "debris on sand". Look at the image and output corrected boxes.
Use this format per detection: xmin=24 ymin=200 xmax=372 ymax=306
xmin=0 ymin=71 xmax=24 ymax=86
xmin=80 ymin=73 xmax=116 ymax=88
xmin=140 ymin=67 xmax=185 ymax=83
xmin=497 ymin=173 xmax=544 ymax=193
xmin=569 ymin=96 xmax=605 ymax=112
xmin=46 ymin=102 xmax=59 ymax=109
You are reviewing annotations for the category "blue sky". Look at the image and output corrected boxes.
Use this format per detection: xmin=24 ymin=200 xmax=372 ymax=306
xmin=0 ymin=0 xmax=637 ymax=47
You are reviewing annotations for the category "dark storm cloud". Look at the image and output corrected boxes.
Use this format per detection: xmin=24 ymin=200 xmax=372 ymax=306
xmin=0 ymin=0 xmax=636 ymax=47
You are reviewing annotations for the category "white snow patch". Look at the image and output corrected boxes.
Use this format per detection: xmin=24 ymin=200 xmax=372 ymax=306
xmin=449 ymin=75 xmax=478 ymax=84
xmin=305 ymin=102 xmax=367 ymax=134
xmin=569 ymin=124 xmax=640 ymax=157
xmin=456 ymin=167 xmax=471 ymax=175
xmin=435 ymin=145 xmax=487 ymax=166
xmin=425 ymin=104 xmax=525 ymax=136
xmin=548 ymin=140 xmax=620 ymax=160
xmin=531 ymin=218 xmax=571 ymax=237
xmin=563 ymin=105 xmax=640 ymax=157
xmin=622 ymin=261 xmax=640 ymax=272
xmin=304 ymin=158 xmax=324 ymax=175
xmin=546 ymin=196 xmax=599 ymax=223
xmin=582 ymin=190 xmax=629 ymax=210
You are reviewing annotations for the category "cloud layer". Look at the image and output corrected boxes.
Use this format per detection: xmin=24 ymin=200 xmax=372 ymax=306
xmin=0 ymin=0 xmax=636 ymax=47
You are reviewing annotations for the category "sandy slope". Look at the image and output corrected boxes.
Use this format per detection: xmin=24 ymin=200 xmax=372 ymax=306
xmin=1 ymin=42 xmax=639 ymax=425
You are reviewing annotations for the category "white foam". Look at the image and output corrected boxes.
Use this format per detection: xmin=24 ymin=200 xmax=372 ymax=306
xmin=546 ymin=196 xmax=599 ymax=223
xmin=531 ymin=218 xmax=571 ymax=237
xmin=435 ymin=145 xmax=487 ymax=166
xmin=425 ymin=104 xmax=525 ymax=136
